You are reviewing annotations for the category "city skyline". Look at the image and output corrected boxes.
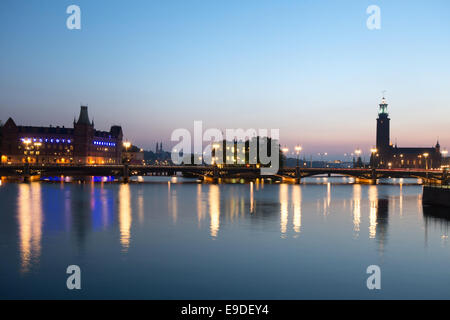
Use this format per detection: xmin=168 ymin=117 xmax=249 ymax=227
xmin=1 ymin=1 xmax=450 ymax=157
xmin=2 ymin=1 xmax=450 ymax=304
xmin=1 ymin=96 xmax=445 ymax=161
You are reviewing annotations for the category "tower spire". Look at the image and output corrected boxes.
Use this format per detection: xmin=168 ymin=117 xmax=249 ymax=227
xmin=379 ymin=92 xmax=388 ymax=115
xmin=77 ymin=105 xmax=91 ymax=125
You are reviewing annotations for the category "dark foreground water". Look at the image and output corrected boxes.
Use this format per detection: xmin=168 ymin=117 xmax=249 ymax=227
xmin=1 ymin=177 xmax=450 ymax=299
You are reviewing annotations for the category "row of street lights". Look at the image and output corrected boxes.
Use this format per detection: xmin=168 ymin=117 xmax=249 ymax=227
xmin=281 ymin=145 xmax=449 ymax=169
xmin=21 ymin=136 xmax=447 ymax=167
xmin=281 ymin=145 xmax=303 ymax=167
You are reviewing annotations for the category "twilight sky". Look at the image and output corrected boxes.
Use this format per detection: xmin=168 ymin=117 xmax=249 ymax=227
xmin=1 ymin=0 xmax=449 ymax=159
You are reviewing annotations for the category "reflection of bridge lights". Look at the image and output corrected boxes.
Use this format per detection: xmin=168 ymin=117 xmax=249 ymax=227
xmin=352 ymin=184 xmax=361 ymax=236
xmin=368 ymin=186 xmax=378 ymax=239
xmin=18 ymin=183 xmax=43 ymax=273
xmin=292 ymin=185 xmax=302 ymax=234
xmin=250 ymin=182 xmax=254 ymax=214
xmin=209 ymin=185 xmax=220 ymax=238
xmin=119 ymin=184 xmax=132 ymax=252
xmin=279 ymin=184 xmax=288 ymax=236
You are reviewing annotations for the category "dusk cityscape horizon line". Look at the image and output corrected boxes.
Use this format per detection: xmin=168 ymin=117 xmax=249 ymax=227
xmin=1 ymin=95 xmax=447 ymax=161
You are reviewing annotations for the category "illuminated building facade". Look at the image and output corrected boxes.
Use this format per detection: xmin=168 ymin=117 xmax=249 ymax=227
xmin=372 ymin=98 xmax=441 ymax=169
xmin=210 ymin=136 xmax=279 ymax=167
xmin=122 ymin=144 xmax=145 ymax=165
xmin=0 ymin=106 xmax=123 ymax=165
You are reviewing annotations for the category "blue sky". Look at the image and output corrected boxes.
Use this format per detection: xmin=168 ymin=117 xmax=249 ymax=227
xmin=1 ymin=0 xmax=449 ymax=159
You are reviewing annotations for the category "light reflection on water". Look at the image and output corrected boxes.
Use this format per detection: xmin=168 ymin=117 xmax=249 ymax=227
xmin=292 ymin=185 xmax=302 ymax=235
xmin=118 ymin=184 xmax=132 ymax=252
xmin=1 ymin=177 xmax=450 ymax=299
xmin=17 ymin=183 xmax=43 ymax=274
xmin=209 ymin=185 xmax=220 ymax=238
xmin=352 ymin=184 xmax=361 ymax=237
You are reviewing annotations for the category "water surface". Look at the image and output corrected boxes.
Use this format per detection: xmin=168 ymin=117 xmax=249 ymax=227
xmin=0 ymin=178 xmax=449 ymax=299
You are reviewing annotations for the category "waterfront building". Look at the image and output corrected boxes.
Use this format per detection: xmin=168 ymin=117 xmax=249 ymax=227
xmin=0 ymin=106 xmax=123 ymax=165
xmin=211 ymin=136 xmax=280 ymax=167
xmin=123 ymin=144 xmax=145 ymax=165
xmin=372 ymin=97 xmax=441 ymax=169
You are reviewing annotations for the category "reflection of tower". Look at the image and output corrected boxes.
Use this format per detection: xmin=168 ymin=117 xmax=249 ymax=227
xmin=376 ymin=198 xmax=389 ymax=254
xmin=376 ymin=97 xmax=391 ymax=164
xmin=70 ymin=184 xmax=93 ymax=250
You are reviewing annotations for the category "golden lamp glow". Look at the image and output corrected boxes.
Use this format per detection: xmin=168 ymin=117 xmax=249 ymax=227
xmin=123 ymin=141 xmax=131 ymax=149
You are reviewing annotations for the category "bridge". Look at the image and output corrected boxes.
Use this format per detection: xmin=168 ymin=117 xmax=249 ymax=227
xmin=0 ymin=164 xmax=448 ymax=184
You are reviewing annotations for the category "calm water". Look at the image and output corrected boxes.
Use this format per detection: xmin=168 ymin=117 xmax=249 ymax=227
xmin=1 ymin=177 xmax=450 ymax=299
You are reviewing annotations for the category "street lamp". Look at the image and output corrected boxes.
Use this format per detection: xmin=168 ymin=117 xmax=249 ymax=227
xmin=423 ymin=153 xmax=429 ymax=170
xmin=370 ymin=148 xmax=378 ymax=168
xmin=212 ymin=143 xmax=220 ymax=165
xmin=318 ymin=152 xmax=328 ymax=164
xmin=22 ymin=138 xmax=32 ymax=163
xmin=123 ymin=141 xmax=131 ymax=164
xmin=295 ymin=145 xmax=302 ymax=167
xmin=354 ymin=148 xmax=362 ymax=168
